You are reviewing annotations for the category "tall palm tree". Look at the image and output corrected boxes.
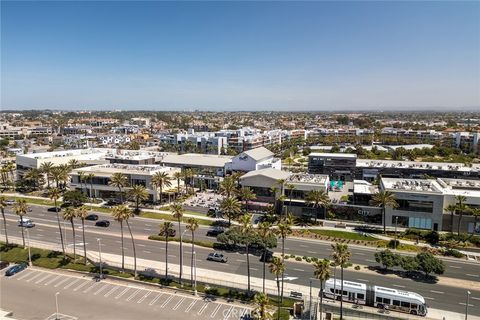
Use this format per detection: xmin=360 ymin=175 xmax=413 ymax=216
xmin=109 ymin=172 xmax=129 ymax=203
xmin=173 ymin=171 xmax=183 ymax=197
xmin=13 ymin=199 xmax=28 ymax=248
xmin=170 ymin=202 xmax=185 ymax=284
xmin=269 ymin=257 xmax=285 ymax=320
xmin=63 ymin=207 xmax=77 ymax=261
xmin=86 ymin=173 xmax=95 ymax=199
xmin=239 ymin=187 xmax=256 ymax=213
xmin=128 ymin=185 xmax=149 ymax=213
xmin=253 ymin=293 xmax=271 ymax=320
xmin=48 ymin=187 xmax=65 ymax=258
xmin=0 ymin=196 xmax=9 ymax=245
xmin=77 ymin=171 xmax=86 ymax=195
xmin=121 ymin=205 xmax=137 ymax=278
xmin=151 ymin=171 xmax=172 ymax=205
xmin=160 ymin=221 xmax=174 ymax=279
xmin=276 ymin=215 xmax=293 ymax=303
xmin=112 ymin=205 xmax=127 ymax=272
xmin=183 ymin=168 xmax=194 ymax=193
xmin=445 ymin=204 xmax=457 ymax=234
xmin=40 ymin=161 xmax=54 ymax=188
xmin=332 ymin=243 xmax=351 ymax=320
xmin=4 ymin=161 xmax=15 ymax=192
xmin=73 ymin=206 xmax=87 ymax=263
xmin=220 ymin=196 xmax=241 ymax=226
xmin=372 ymin=191 xmax=399 ymax=234
xmin=285 ymin=184 xmax=295 ymax=211
xmin=68 ymin=159 xmax=80 ymax=169
xmin=239 ymin=213 xmax=253 ymax=293
xmin=219 ymin=176 xmax=236 ymax=198
xmin=186 ymin=217 xmax=199 ymax=286
xmin=313 ymin=259 xmax=332 ymax=320
xmin=455 ymin=195 xmax=468 ymax=236
xmin=469 ymin=207 xmax=480 ymax=235
xmin=258 ymin=221 xmax=273 ymax=293
xmin=305 ymin=189 xmax=330 ymax=223
xmin=24 ymin=168 xmax=42 ymax=190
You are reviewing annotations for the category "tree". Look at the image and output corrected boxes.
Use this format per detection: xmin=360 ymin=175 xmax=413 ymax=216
xmin=122 ymin=205 xmax=137 ymax=278
xmin=24 ymin=168 xmax=43 ymax=190
xmin=170 ymin=202 xmax=185 ymax=285
xmin=372 ymin=191 xmax=399 ymax=234
xmin=86 ymin=173 xmax=95 ymax=198
xmin=399 ymin=256 xmax=419 ymax=275
xmin=454 ymin=195 xmax=468 ymax=236
xmin=374 ymin=249 xmax=400 ymax=270
xmin=469 ymin=207 xmax=480 ymax=235
xmin=128 ymin=185 xmax=149 ymax=213
xmin=183 ymin=168 xmax=194 ymax=193
xmin=220 ymin=196 xmax=241 ymax=226
xmin=172 ymin=171 xmax=183 ymax=197
xmin=269 ymin=257 xmax=285 ymax=320
xmin=239 ymin=187 xmax=256 ymax=213
xmin=276 ymin=214 xmax=293 ymax=303
xmin=40 ymin=161 xmax=54 ymax=188
xmin=0 ymin=196 xmax=9 ymax=245
xmin=50 ymin=166 xmax=68 ymax=189
xmin=63 ymin=190 xmax=87 ymax=207
xmin=219 ymin=176 xmax=236 ymax=198
xmin=258 ymin=221 xmax=273 ymax=293
xmin=13 ymin=199 xmax=28 ymax=248
xmin=112 ymin=205 xmax=127 ymax=272
xmin=253 ymin=293 xmax=272 ymax=320
xmin=332 ymin=243 xmax=351 ymax=320
xmin=444 ymin=204 xmax=457 ymax=234
xmin=305 ymin=189 xmax=330 ymax=222
xmin=76 ymin=206 xmax=89 ymax=265
xmin=77 ymin=171 xmax=86 ymax=195
xmin=151 ymin=171 xmax=172 ymax=205
xmin=239 ymin=213 xmax=254 ymax=293
xmin=48 ymin=188 xmax=66 ymax=258
xmin=285 ymin=184 xmax=295 ymax=214
xmin=415 ymin=252 xmax=445 ymax=277
xmin=186 ymin=217 xmax=199 ymax=287
xmin=68 ymin=159 xmax=80 ymax=169
xmin=109 ymin=172 xmax=129 ymax=203
xmin=160 ymin=221 xmax=175 ymax=279
xmin=63 ymin=207 xmax=77 ymax=261
xmin=313 ymin=259 xmax=332 ymax=320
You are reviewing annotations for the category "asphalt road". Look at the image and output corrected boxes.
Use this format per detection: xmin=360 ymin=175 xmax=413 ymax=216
xmin=2 ymin=204 xmax=480 ymax=317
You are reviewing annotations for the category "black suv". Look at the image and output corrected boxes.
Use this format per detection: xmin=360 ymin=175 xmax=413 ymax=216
xmin=95 ymin=220 xmax=110 ymax=227
xmin=206 ymin=227 xmax=225 ymax=237
xmin=85 ymin=214 xmax=99 ymax=221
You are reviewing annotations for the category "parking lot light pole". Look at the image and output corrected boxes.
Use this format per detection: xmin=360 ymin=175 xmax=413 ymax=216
xmin=193 ymin=251 xmax=197 ymax=296
xmin=26 ymin=227 xmax=32 ymax=266
xmin=394 ymin=216 xmax=399 ymax=250
xmin=55 ymin=292 xmax=60 ymax=320
xmin=465 ymin=291 xmax=471 ymax=320
xmin=97 ymin=238 xmax=103 ymax=279
xmin=180 ymin=229 xmax=187 ymax=287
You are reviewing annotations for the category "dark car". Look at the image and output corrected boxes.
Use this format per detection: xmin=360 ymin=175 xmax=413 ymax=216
xmin=206 ymin=227 xmax=225 ymax=237
xmin=0 ymin=261 xmax=9 ymax=270
xmin=47 ymin=207 xmax=61 ymax=212
xmin=85 ymin=214 xmax=99 ymax=221
xmin=260 ymin=250 xmax=274 ymax=263
xmin=95 ymin=220 xmax=110 ymax=227
xmin=5 ymin=263 xmax=28 ymax=276
xmin=159 ymin=228 xmax=176 ymax=237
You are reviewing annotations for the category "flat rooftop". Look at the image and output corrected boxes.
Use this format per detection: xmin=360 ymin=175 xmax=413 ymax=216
xmin=287 ymin=173 xmax=329 ymax=184
xmin=161 ymin=153 xmax=233 ymax=168
xmin=381 ymin=178 xmax=444 ymax=193
xmin=357 ymin=159 xmax=477 ymax=172
xmin=309 ymin=152 xmax=357 ymax=159
xmin=72 ymin=164 xmax=175 ymax=175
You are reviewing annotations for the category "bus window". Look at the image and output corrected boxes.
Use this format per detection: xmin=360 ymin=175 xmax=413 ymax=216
xmin=401 ymin=301 xmax=410 ymax=308
xmin=357 ymin=293 xmax=365 ymax=300
xmin=376 ymin=297 xmax=382 ymax=303
xmin=393 ymin=300 xmax=400 ymax=306
xmin=330 ymin=289 xmax=334 ymax=293
xmin=383 ymin=299 xmax=391 ymax=305
xmin=411 ymin=304 xmax=418 ymax=309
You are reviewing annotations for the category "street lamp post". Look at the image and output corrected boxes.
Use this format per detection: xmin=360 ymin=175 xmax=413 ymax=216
xmin=394 ymin=216 xmax=399 ymax=251
xmin=26 ymin=227 xmax=32 ymax=266
xmin=193 ymin=251 xmax=197 ymax=296
xmin=180 ymin=229 xmax=187 ymax=287
xmin=97 ymin=238 xmax=103 ymax=280
xmin=55 ymin=292 xmax=60 ymax=320
xmin=465 ymin=291 xmax=471 ymax=320
xmin=309 ymin=279 xmax=313 ymax=320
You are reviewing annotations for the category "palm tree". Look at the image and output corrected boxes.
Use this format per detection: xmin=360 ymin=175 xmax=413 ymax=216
xmin=183 ymin=168 xmax=194 ymax=193
xmin=239 ymin=213 xmax=253 ymax=293
xmin=122 ymin=205 xmax=137 ymax=278
xmin=332 ymin=243 xmax=351 ymax=320
xmin=470 ymin=207 xmax=480 ymax=235
xmin=109 ymin=172 xmax=129 ymax=203
xmin=372 ymin=191 xmax=399 ymax=234
xmin=160 ymin=221 xmax=174 ymax=279
xmin=455 ymin=195 xmax=468 ymax=236
xmin=173 ymin=171 xmax=183 ymax=197
xmin=24 ymin=168 xmax=42 ymax=190
xmin=313 ymin=259 xmax=332 ymax=320
xmin=63 ymin=207 xmax=77 ymax=261
xmin=48 ymin=187 xmax=66 ymax=258
xmin=76 ymin=206 xmax=89 ymax=265
xmin=128 ymin=185 xmax=149 ymax=213
xmin=239 ymin=187 xmax=256 ymax=213
xmin=445 ymin=204 xmax=457 ymax=234
xmin=258 ymin=221 xmax=273 ymax=293
xmin=86 ymin=173 xmax=95 ymax=199
xmin=305 ymin=189 xmax=330 ymax=223
xmin=285 ymin=184 xmax=295 ymax=211
xmin=276 ymin=215 xmax=293 ymax=302
xmin=253 ymin=293 xmax=271 ymax=320
xmin=13 ymin=199 xmax=28 ymax=248
xmin=186 ymin=217 xmax=199 ymax=286
xmin=0 ymin=196 xmax=9 ymax=245
xmin=170 ymin=202 xmax=185 ymax=284
xmin=219 ymin=176 xmax=236 ymax=198
xmin=269 ymin=257 xmax=285 ymax=320
xmin=77 ymin=171 xmax=86 ymax=195
xmin=151 ymin=171 xmax=172 ymax=205
xmin=220 ymin=196 xmax=242 ymax=226
xmin=112 ymin=205 xmax=127 ymax=272
xmin=68 ymin=159 xmax=80 ymax=169
xmin=4 ymin=161 xmax=15 ymax=191
xmin=40 ymin=161 xmax=54 ymax=188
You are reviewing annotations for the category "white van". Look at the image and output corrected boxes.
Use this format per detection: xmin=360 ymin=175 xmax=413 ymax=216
xmin=17 ymin=218 xmax=35 ymax=228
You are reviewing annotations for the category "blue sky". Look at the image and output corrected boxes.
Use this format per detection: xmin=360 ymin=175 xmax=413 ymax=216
xmin=1 ymin=1 xmax=479 ymax=111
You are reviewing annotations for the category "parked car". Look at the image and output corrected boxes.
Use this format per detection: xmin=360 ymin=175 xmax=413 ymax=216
xmin=18 ymin=218 xmax=35 ymax=228
xmin=95 ymin=220 xmax=110 ymax=227
xmin=207 ymin=252 xmax=228 ymax=263
xmin=5 ymin=263 xmax=28 ymax=276
xmin=214 ymin=220 xmax=230 ymax=228
xmin=159 ymin=228 xmax=176 ymax=237
xmin=0 ymin=261 xmax=9 ymax=270
xmin=85 ymin=214 xmax=99 ymax=221
xmin=260 ymin=250 xmax=274 ymax=262
xmin=206 ymin=227 xmax=225 ymax=237
xmin=5 ymin=199 xmax=15 ymax=205
xmin=47 ymin=207 xmax=61 ymax=212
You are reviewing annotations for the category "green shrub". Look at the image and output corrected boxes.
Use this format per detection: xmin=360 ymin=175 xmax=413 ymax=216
xmin=295 ymin=257 xmax=302 ymax=261
xmin=354 ymin=265 xmax=361 ymax=270
xmin=443 ymin=248 xmax=464 ymax=258
xmin=273 ymin=308 xmax=290 ymax=320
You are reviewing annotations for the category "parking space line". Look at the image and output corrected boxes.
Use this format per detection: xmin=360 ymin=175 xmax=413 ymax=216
xmin=26 ymin=272 xmax=44 ymax=283
xmin=172 ymin=297 xmax=186 ymax=310
xmin=44 ymin=275 xmax=62 ymax=286
xmin=161 ymin=295 xmax=174 ymax=308
xmin=137 ymin=291 xmax=152 ymax=304
xmin=17 ymin=270 xmax=35 ymax=281
xmin=83 ymin=281 xmax=100 ymax=293
xmin=149 ymin=293 xmax=163 ymax=306
xmin=240 ymin=308 xmax=249 ymax=317
xmin=126 ymin=289 xmax=141 ymax=302
xmin=198 ymin=302 xmax=209 ymax=315
xmin=210 ymin=304 xmax=222 ymax=318
xmin=94 ymin=284 xmax=110 ymax=296
xmin=55 ymin=277 xmax=71 ymax=288
xmin=185 ymin=300 xmax=197 ymax=312
xmin=35 ymin=273 xmax=53 ymax=284
xmin=73 ymin=280 xmax=89 ymax=291
xmin=223 ymin=306 xmax=233 ymax=319
xmin=104 ymin=286 xmax=119 ymax=297
xmin=115 ymin=287 xmax=130 ymax=299
xmin=64 ymin=278 xmax=81 ymax=289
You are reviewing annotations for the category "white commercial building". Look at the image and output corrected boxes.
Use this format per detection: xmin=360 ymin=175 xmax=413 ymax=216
xmin=229 ymin=147 xmax=281 ymax=172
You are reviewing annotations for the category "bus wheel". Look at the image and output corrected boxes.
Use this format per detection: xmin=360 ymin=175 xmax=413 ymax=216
xmin=410 ymin=310 xmax=418 ymax=315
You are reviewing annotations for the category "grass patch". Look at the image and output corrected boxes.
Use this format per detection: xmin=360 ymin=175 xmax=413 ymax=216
xmin=307 ymin=229 xmax=378 ymax=241
xmin=148 ymin=235 xmax=214 ymax=248
xmin=10 ymin=196 xmax=57 ymax=206
xmin=140 ymin=211 xmax=213 ymax=226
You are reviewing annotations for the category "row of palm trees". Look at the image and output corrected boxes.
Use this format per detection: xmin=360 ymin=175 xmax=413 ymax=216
xmin=445 ymin=195 xmax=480 ymax=235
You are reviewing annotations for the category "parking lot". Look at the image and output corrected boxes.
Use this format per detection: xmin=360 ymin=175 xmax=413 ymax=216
xmin=1 ymin=268 xmax=252 ymax=320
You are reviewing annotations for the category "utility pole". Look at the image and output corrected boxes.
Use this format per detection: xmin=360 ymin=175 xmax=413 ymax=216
xmin=193 ymin=251 xmax=197 ymax=296
xmin=26 ymin=227 xmax=32 ymax=266
xmin=394 ymin=216 xmax=398 ymax=250
xmin=55 ymin=292 xmax=60 ymax=320
xmin=97 ymin=238 xmax=103 ymax=280
xmin=465 ymin=291 xmax=471 ymax=320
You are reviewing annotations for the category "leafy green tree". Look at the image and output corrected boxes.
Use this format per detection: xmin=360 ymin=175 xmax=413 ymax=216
xmin=239 ymin=213 xmax=254 ymax=293
xmin=454 ymin=195 xmax=469 ymax=236
xmin=239 ymin=187 xmax=256 ymax=213
xmin=63 ymin=190 xmax=87 ymax=207
xmin=253 ymin=293 xmax=272 ymax=320
xmin=372 ymin=191 xmax=399 ymax=234
xmin=276 ymin=215 xmax=293 ymax=303
xmin=112 ymin=205 xmax=127 ymax=272
xmin=415 ymin=252 xmax=445 ymax=277
xmin=48 ymin=187 xmax=66 ymax=258
xmin=313 ymin=259 xmax=332 ymax=320
xmin=220 ymin=196 xmax=241 ymax=226
xmin=40 ymin=161 xmax=54 ymax=188
xmin=374 ymin=249 xmax=400 ymax=270
xmin=269 ymin=257 xmax=285 ymax=320
xmin=444 ymin=204 xmax=457 ymax=234
xmin=76 ymin=206 xmax=89 ymax=265
xmin=257 ymin=221 xmax=273 ymax=293
xmin=172 ymin=171 xmax=183 ymax=196
xmin=219 ymin=176 xmax=236 ymax=198
xmin=86 ymin=173 xmax=95 ymax=198
xmin=186 ymin=217 xmax=199 ymax=287
xmin=151 ymin=171 xmax=172 ymax=204
xmin=399 ymin=256 xmax=419 ymax=274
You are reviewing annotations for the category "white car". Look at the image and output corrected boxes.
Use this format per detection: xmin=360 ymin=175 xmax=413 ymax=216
xmin=207 ymin=252 xmax=228 ymax=263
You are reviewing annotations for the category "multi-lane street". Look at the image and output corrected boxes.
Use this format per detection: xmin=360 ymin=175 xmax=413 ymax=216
xmin=2 ymin=204 xmax=480 ymax=317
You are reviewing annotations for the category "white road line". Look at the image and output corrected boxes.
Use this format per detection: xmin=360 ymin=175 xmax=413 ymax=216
xmin=299 ymin=244 xmax=308 ymax=248
xmin=143 ymin=250 xmax=152 ymax=254
xmin=149 ymin=293 xmax=163 ymax=306
xmin=137 ymin=291 xmax=152 ymax=304
xmin=198 ymin=302 xmax=209 ymax=315
xmin=144 ymin=228 xmax=152 ymax=231
xmin=104 ymin=286 xmax=119 ymax=298
xmin=459 ymin=303 xmax=475 ymax=307
xmin=115 ymin=240 xmax=121 ymax=243
xmin=223 ymin=306 xmax=233 ymax=319
xmin=392 ymin=284 xmax=405 ymax=288
xmin=44 ymin=275 xmax=62 ymax=286
xmin=470 ymin=297 xmax=480 ymax=301
xmin=54 ymin=277 xmax=71 ymax=288
xmin=17 ymin=271 xmax=34 ymax=281
xmin=168 ymin=254 xmax=176 ymax=258
xmin=83 ymin=282 xmax=100 ymax=293
xmin=424 ymin=297 xmax=435 ymax=300
xmin=449 ymin=266 xmax=461 ymax=269
xmin=172 ymin=297 xmax=186 ymax=310
xmin=307 ymin=251 xmax=317 ymax=254
xmin=73 ymin=281 xmax=89 ymax=291
xmin=365 ymin=259 xmax=375 ymax=263
xmin=64 ymin=278 xmax=82 ymax=289
xmin=210 ymin=304 xmax=222 ymax=318
xmin=240 ymin=308 xmax=249 ymax=317
xmin=115 ymin=287 xmax=130 ymax=299
xmin=250 ymin=268 xmax=258 ymax=271
xmin=466 ymin=274 xmax=479 ymax=278
xmin=430 ymin=290 xmax=444 ymax=294
xmin=356 ymin=279 xmax=370 ymax=282
xmin=138 ymin=244 xmax=146 ymax=247
xmin=36 ymin=273 xmax=53 ymax=284
xmin=356 ymin=253 xmax=365 ymax=256
xmin=126 ymin=289 xmax=141 ymax=302
xmin=161 ymin=295 xmax=174 ymax=308
xmin=293 ymin=268 xmax=304 ymax=272
xmin=94 ymin=284 xmax=110 ymax=296
xmin=185 ymin=300 xmax=197 ymax=312
xmin=26 ymin=272 xmax=44 ymax=283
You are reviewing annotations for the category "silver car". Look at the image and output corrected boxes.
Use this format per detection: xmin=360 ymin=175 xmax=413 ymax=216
xmin=207 ymin=252 xmax=228 ymax=263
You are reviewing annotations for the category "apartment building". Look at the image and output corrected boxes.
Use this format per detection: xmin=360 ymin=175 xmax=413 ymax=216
xmin=0 ymin=122 xmax=54 ymax=139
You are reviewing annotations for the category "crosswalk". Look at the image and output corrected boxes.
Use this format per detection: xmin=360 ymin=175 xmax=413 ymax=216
xmin=6 ymin=269 xmax=251 ymax=319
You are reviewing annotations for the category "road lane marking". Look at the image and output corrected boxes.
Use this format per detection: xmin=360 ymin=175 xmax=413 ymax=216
xmin=115 ymin=287 xmax=130 ymax=299
xmin=185 ymin=300 xmax=197 ymax=312
xmin=161 ymin=295 xmax=174 ymax=308
xmin=449 ymin=266 xmax=461 ymax=269
xmin=126 ymin=289 xmax=141 ymax=302
xmin=430 ymin=290 xmax=444 ymax=294
xmin=250 ymin=268 xmax=258 ymax=271
xmin=293 ymin=268 xmax=305 ymax=272
xmin=357 ymin=279 xmax=369 ymax=282
xmin=138 ymin=244 xmax=146 ymax=247
xmin=172 ymin=297 xmax=186 ymax=310
xmin=236 ymin=259 xmax=244 ymax=262
xmin=355 ymin=253 xmax=365 ymax=256
xmin=198 ymin=303 xmax=209 ymax=315
xmin=240 ymin=308 xmax=248 ymax=317
xmin=365 ymin=259 xmax=375 ymax=263
xmin=54 ymin=277 xmax=71 ymax=288
xmin=459 ymin=303 xmax=475 ymax=307
xmin=299 ymin=244 xmax=308 ymax=248
xmin=168 ymin=254 xmax=176 ymax=258
xmin=137 ymin=291 xmax=152 ymax=304
xmin=143 ymin=250 xmax=152 ymax=254
xmin=210 ymin=304 xmax=222 ymax=318
xmin=44 ymin=275 xmax=62 ymax=286
xmin=307 ymin=251 xmax=317 ymax=254
xmin=94 ymin=284 xmax=110 ymax=295
xmin=466 ymin=274 xmax=479 ymax=278
xmin=73 ymin=281 xmax=89 ymax=291
xmin=392 ymin=284 xmax=405 ymax=288
xmin=144 ymin=228 xmax=152 ymax=231
xmin=470 ymin=297 xmax=480 ymax=301
xmin=104 ymin=286 xmax=119 ymax=297
xmin=149 ymin=293 xmax=163 ymax=306
xmin=64 ymin=278 xmax=82 ymax=289
xmin=223 ymin=306 xmax=233 ymax=319
xmin=424 ymin=297 xmax=435 ymax=300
